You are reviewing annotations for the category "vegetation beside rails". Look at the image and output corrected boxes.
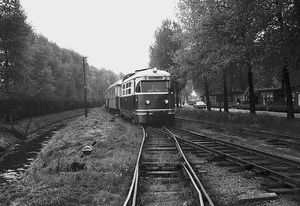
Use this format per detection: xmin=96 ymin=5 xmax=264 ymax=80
xmin=175 ymin=108 xmax=300 ymax=137
xmin=0 ymin=109 xmax=87 ymax=153
xmin=0 ymin=107 xmax=142 ymax=206
xmin=2 ymin=109 xmax=86 ymax=138
xmin=211 ymin=102 xmax=300 ymax=113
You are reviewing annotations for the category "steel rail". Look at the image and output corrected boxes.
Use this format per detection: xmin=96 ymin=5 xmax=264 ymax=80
xmin=182 ymin=164 xmax=204 ymax=206
xmin=123 ymin=126 xmax=146 ymax=206
xmin=176 ymin=127 xmax=300 ymax=168
xmin=172 ymin=127 xmax=300 ymax=188
xmin=163 ymin=126 xmax=215 ymax=206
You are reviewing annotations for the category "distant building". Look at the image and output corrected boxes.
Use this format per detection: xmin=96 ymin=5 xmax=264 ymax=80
xmin=201 ymin=85 xmax=300 ymax=106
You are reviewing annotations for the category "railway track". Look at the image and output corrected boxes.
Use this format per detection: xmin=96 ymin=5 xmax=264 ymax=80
xmin=123 ymin=126 xmax=214 ymax=206
xmin=175 ymin=117 xmax=300 ymax=150
xmin=167 ymin=126 xmax=300 ymax=194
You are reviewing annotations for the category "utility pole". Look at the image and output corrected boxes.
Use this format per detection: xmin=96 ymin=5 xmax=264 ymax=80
xmin=83 ymin=57 xmax=87 ymax=117
xmin=102 ymin=86 xmax=104 ymax=105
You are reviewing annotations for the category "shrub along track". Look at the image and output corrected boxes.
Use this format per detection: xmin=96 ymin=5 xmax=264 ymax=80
xmin=123 ymin=126 xmax=214 ymax=206
xmin=167 ymin=126 xmax=300 ymax=205
xmin=175 ymin=117 xmax=300 ymax=151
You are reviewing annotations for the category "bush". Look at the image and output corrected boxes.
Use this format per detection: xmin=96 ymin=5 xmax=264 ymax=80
xmin=212 ymin=102 xmax=300 ymax=113
xmin=175 ymin=107 xmax=300 ymax=136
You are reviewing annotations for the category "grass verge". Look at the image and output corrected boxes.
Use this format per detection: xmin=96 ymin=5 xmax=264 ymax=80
xmin=0 ymin=107 xmax=142 ymax=206
xmin=176 ymin=108 xmax=300 ymax=137
xmin=0 ymin=109 xmax=86 ymax=152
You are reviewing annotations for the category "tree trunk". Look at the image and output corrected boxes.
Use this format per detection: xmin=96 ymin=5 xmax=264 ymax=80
xmin=283 ymin=65 xmax=294 ymax=119
xmin=247 ymin=60 xmax=256 ymax=114
xmin=205 ymin=81 xmax=211 ymax=111
xmin=4 ymin=50 xmax=9 ymax=94
xmin=175 ymin=81 xmax=180 ymax=107
xmin=223 ymin=74 xmax=229 ymax=112
xmin=10 ymin=112 xmax=14 ymax=131
xmin=280 ymin=74 xmax=285 ymax=100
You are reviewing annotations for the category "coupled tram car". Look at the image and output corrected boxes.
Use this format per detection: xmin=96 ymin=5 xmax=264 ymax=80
xmin=105 ymin=68 xmax=175 ymax=124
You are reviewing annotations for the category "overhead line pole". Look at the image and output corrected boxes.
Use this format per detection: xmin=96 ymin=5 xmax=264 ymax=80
xmin=83 ymin=56 xmax=88 ymax=117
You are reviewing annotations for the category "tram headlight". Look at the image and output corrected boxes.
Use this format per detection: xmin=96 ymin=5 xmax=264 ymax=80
xmin=145 ymin=100 xmax=151 ymax=105
xmin=164 ymin=99 xmax=169 ymax=104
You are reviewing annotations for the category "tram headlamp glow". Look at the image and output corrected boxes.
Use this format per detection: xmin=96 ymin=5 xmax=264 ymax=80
xmin=145 ymin=100 xmax=151 ymax=105
xmin=164 ymin=99 xmax=169 ymax=104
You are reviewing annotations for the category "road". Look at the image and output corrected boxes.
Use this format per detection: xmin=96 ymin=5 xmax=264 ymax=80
xmin=181 ymin=104 xmax=300 ymax=119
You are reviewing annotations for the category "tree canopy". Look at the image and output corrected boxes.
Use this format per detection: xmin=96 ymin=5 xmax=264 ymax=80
xmin=159 ymin=0 xmax=300 ymax=118
xmin=0 ymin=0 xmax=119 ymax=122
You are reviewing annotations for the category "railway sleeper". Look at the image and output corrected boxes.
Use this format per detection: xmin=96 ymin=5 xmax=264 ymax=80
xmin=145 ymin=142 xmax=174 ymax=145
xmin=208 ymin=146 xmax=232 ymax=150
xmin=206 ymin=154 xmax=227 ymax=162
xmin=248 ymin=160 xmax=273 ymax=165
xmin=215 ymin=149 xmax=240 ymax=153
xmin=191 ymin=152 xmax=212 ymax=157
xmin=237 ymin=192 xmax=278 ymax=203
xmin=141 ymin=162 xmax=180 ymax=166
xmin=141 ymin=170 xmax=182 ymax=178
xmin=239 ymin=156 xmax=268 ymax=161
xmin=216 ymin=160 xmax=238 ymax=167
xmin=267 ymin=187 xmax=300 ymax=194
xmin=288 ymin=173 xmax=300 ymax=178
xmin=178 ymin=146 xmax=197 ymax=151
xmin=138 ymin=180 xmax=194 ymax=205
xmin=141 ymin=166 xmax=181 ymax=172
xmin=141 ymin=196 xmax=189 ymax=206
xmin=194 ymin=142 xmax=217 ymax=147
xmin=262 ymin=181 xmax=292 ymax=189
xmin=268 ymin=166 xmax=300 ymax=172
xmin=141 ymin=177 xmax=182 ymax=184
xmin=143 ymin=184 xmax=187 ymax=193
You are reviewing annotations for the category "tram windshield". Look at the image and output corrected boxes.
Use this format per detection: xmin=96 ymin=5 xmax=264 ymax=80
xmin=136 ymin=81 xmax=169 ymax=93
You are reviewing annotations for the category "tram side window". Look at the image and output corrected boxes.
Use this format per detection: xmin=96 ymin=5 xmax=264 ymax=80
xmin=123 ymin=82 xmax=133 ymax=95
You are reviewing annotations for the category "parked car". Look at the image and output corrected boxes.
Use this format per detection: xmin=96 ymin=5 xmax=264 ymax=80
xmin=194 ymin=100 xmax=206 ymax=109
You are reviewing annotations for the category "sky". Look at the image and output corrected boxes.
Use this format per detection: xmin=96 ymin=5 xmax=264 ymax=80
xmin=20 ymin=0 xmax=179 ymax=75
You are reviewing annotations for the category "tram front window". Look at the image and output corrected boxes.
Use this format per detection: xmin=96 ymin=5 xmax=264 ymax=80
xmin=141 ymin=81 xmax=169 ymax=93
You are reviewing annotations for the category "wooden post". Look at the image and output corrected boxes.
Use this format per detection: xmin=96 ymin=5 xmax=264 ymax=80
xmin=83 ymin=57 xmax=87 ymax=117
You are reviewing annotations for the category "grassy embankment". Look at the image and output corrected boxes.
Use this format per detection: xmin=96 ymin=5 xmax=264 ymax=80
xmin=2 ymin=107 xmax=298 ymax=205
xmin=0 ymin=109 xmax=86 ymax=152
xmin=176 ymin=108 xmax=300 ymax=136
xmin=0 ymin=107 xmax=142 ymax=206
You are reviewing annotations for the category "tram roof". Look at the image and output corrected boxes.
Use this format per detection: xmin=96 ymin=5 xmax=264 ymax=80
xmin=105 ymin=79 xmax=122 ymax=93
xmin=105 ymin=68 xmax=171 ymax=93
xmin=122 ymin=68 xmax=170 ymax=82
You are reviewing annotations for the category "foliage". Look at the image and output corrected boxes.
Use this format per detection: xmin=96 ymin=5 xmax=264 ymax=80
xmin=0 ymin=0 xmax=32 ymax=97
xmin=175 ymin=0 xmax=300 ymax=118
xmin=149 ymin=19 xmax=186 ymax=106
xmin=0 ymin=2 xmax=119 ymax=123
xmin=149 ymin=19 xmax=181 ymax=71
xmin=175 ymin=108 xmax=300 ymax=136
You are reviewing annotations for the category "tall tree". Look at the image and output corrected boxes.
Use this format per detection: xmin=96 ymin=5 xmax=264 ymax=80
xmin=0 ymin=0 xmax=32 ymax=122
xmin=149 ymin=19 xmax=184 ymax=106
xmin=176 ymin=0 xmax=223 ymax=111
xmin=0 ymin=0 xmax=32 ymax=95
xmin=261 ymin=0 xmax=300 ymax=119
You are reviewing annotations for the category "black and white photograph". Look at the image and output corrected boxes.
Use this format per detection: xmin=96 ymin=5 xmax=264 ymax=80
xmin=1 ymin=0 xmax=300 ymax=205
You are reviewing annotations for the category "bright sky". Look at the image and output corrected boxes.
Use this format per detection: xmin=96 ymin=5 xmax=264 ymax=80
xmin=20 ymin=0 xmax=179 ymax=75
